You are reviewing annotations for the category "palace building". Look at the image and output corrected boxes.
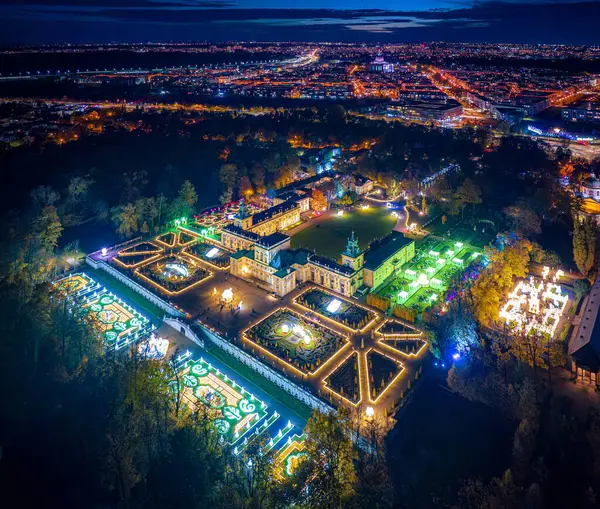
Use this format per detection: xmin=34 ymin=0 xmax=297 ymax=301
xmin=225 ymin=199 xmax=415 ymax=298
xmin=363 ymin=232 xmax=415 ymax=289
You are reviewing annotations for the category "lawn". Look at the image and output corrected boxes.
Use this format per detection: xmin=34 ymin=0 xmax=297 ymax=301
xmin=291 ymin=207 xmax=397 ymax=259
xmin=206 ymin=344 xmax=313 ymax=422
xmin=84 ymin=267 xmax=165 ymax=321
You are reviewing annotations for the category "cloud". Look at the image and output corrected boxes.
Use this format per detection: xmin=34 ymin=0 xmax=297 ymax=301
xmin=0 ymin=1 xmax=598 ymax=44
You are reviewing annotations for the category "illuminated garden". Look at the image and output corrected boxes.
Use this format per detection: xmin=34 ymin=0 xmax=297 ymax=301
xmin=55 ymin=272 xmax=155 ymax=350
xmin=274 ymin=434 xmax=308 ymax=481
xmin=366 ymin=349 xmax=404 ymax=402
xmin=180 ymin=357 xmax=270 ymax=446
xmin=294 ymin=288 xmax=377 ymax=331
xmin=112 ymin=241 xmax=164 ymax=268
xmin=242 ymin=308 xmax=349 ymax=376
xmin=323 ymin=351 xmax=361 ymax=404
xmin=135 ymin=254 xmax=211 ymax=295
xmin=499 ymin=267 xmax=570 ymax=339
xmin=184 ymin=241 xmax=231 ymax=269
xmin=376 ymin=237 xmax=482 ymax=314
xmin=375 ymin=319 xmax=428 ymax=357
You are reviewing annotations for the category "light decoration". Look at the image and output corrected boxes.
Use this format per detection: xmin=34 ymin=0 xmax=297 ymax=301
xmin=326 ymin=298 xmax=342 ymax=314
xmin=138 ymin=334 xmax=169 ymax=359
xmin=293 ymin=287 xmax=379 ymax=334
xmin=429 ymin=250 xmax=439 ymax=258
xmin=426 ymin=267 xmax=436 ymax=274
xmin=365 ymin=406 xmax=375 ymax=419
xmin=455 ymin=242 xmax=464 ymax=248
xmin=281 ymin=324 xmax=290 ymax=334
xmin=499 ymin=269 xmax=569 ymax=339
xmin=417 ymin=273 xmax=429 ymax=286
xmin=430 ymin=294 xmax=438 ymax=302
xmin=398 ymin=290 xmax=409 ymax=301
xmin=446 ymin=250 xmax=455 ymax=258
xmin=337 ymin=210 xmax=344 ymax=217
xmin=54 ymin=272 xmax=154 ymax=351
xmin=179 ymin=357 xmax=268 ymax=445
xmin=240 ymin=307 xmax=350 ymax=378
xmin=206 ymin=247 xmax=220 ymax=259
xmin=222 ymin=287 xmax=234 ymax=303
xmin=405 ymin=269 xmax=416 ymax=277
xmin=361 ymin=204 xmax=370 ymax=210
xmin=101 ymin=247 xmax=108 ymax=257
xmin=436 ymin=258 xmax=446 ymax=265
xmin=391 ymin=211 xmax=399 ymax=218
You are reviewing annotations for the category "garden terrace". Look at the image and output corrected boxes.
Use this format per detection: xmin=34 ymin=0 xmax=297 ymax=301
xmin=323 ymin=351 xmax=361 ymax=405
xmin=293 ymin=288 xmax=377 ymax=332
xmin=274 ymin=434 xmax=308 ymax=482
xmin=242 ymin=308 xmax=349 ymax=377
xmin=184 ymin=241 xmax=231 ymax=269
xmin=179 ymin=358 xmax=269 ymax=446
xmin=135 ymin=254 xmax=212 ymax=296
xmin=367 ymin=349 xmax=403 ymax=402
xmin=54 ymin=272 xmax=154 ymax=351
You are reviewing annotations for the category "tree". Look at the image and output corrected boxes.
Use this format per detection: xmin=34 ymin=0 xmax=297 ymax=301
xmin=454 ymin=178 xmax=482 ymax=219
xmin=239 ymin=175 xmax=254 ymax=198
xmin=573 ymin=217 xmax=596 ymax=278
xmin=505 ymin=201 xmax=542 ymax=237
xmin=111 ymin=203 xmax=140 ymax=238
xmin=512 ymin=330 xmax=546 ymax=375
xmin=298 ymin=410 xmax=357 ymax=509
xmin=311 ymin=188 xmax=328 ymax=212
xmin=219 ymin=163 xmax=238 ymax=190
xmin=250 ymin=163 xmax=266 ymax=192
xmin=178 ymin=180 xmax=198 ymax=211
xmin=30 ymin=185 xmax=60 ymax=212
xmin=33 ymin=205 xmax=63 ymax=251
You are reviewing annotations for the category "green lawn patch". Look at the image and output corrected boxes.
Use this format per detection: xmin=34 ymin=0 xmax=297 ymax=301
xmin=206 ymin=343 xmax=314 ymax=423
xmin=84 ymin=267 xmax=165 ymax=321
xmin=291 ymin=207 xmax=397 ymax=259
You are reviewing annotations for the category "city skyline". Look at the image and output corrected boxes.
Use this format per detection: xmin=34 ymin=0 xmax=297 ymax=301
xmin=1 ymin=0 xmax=599 ymax=45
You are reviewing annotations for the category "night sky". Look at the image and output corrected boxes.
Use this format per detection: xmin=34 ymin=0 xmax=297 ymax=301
xmin=1 ymin=0 xmax=599 ymax=45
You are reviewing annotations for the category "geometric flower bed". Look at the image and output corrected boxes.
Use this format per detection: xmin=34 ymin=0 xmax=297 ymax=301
xmin=135 ymin=254 xmax=211 ymax=296
xmin=366 ymin=349 xmax=403 ymax=402
xmin=374 ymin=319 xmax=427 ymax=357
xmin=184 ymin=241 xmax=231 ymax=269
xmin=294 ymin=288 xmax=377 ymax=332
xmin=274 ymin=434 xmax=308 ymax=482
xmin=55 ymin=272 xmax=154 ymax=351
xmin=155 ymin=231 xmax=177 ymax=248
xmin=323 ymin=351 xmax=360 ymax=405
xmin=180 ymin=358 xmax=268 ymax=445
xmin=54 ymin=272 xmax=95 ymax=295
xmin=112 ymin=241 xmax=163 ymax=269
xmin=374 ymin=319 xmax=423 ymax=338
xmin=242 ymin=308 xmax=348 ymax=377
xmin=379 ymin=338 xmax=427 ymax=357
